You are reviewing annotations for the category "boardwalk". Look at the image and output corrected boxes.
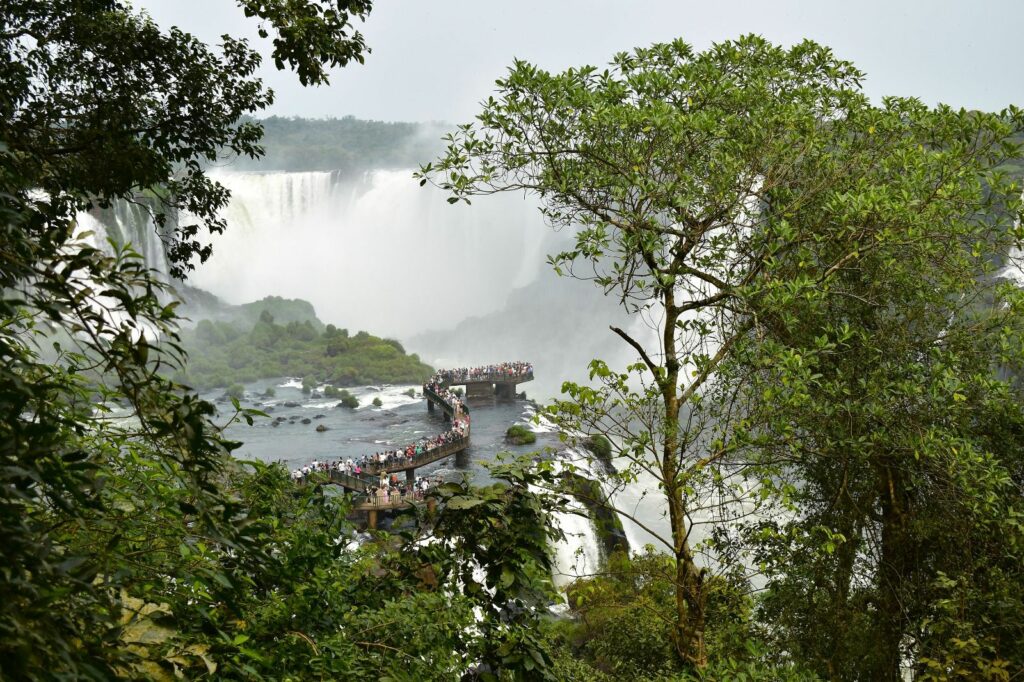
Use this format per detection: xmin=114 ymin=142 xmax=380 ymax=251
xmin=294 ymin=362 xmax=531 ymax=527
xmin=428 ymin=362 xmax=534 ymax=405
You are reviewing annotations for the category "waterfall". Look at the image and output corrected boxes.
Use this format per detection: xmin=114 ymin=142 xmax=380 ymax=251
xmin=78 ymin=199 xmax=173 ymax=283
xmin=184 ymin=169 xmax=554 ymax=338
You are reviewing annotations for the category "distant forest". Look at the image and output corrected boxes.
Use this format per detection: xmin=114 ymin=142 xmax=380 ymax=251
xmin=225 ymin=115 xmax=450 ymax=172
xmin=173 ymin=295 xmax=433 ymax=390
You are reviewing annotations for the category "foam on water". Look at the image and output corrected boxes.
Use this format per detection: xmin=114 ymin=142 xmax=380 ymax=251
xmin=352 ymin=384 xmax=423 ymax=411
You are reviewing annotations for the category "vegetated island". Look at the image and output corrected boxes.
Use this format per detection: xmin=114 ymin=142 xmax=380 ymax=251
xmin=505 ymin=424 xmax=537 ymax=445
xmin=173 ymin=295 xmax=433 ymax=390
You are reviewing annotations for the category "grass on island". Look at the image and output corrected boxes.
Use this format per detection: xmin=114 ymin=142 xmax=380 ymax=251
xmin=506 ymin=424 xmax=537 ymax=445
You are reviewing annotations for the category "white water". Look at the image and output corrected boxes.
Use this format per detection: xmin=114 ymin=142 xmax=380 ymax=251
xmin=77 ymin=201 xmax=172 ymax=283
xmin=552 ymin=503 xmax=605 ymax=587
xmin=187 ymin=170 xmax=553 ymax=338
xmin=542 ymin=457 xmax=606 ymax=588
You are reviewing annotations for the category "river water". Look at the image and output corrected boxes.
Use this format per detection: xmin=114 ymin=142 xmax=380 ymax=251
xmin=218 ymin=378 xmax=608 ymax=585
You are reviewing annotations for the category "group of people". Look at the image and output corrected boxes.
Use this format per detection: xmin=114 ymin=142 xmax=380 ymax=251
xmin=429 ymin=361 xmax=533 ymax=385
xmin=361 ymin=473 xmax=442 ymax=507
xmin=344 ymin=418 xmax=468 ymax=474
xmin=289 ymin=418 xmax=468 ymax=481
xmin=423 ymin=380 xmax=467 ymax=416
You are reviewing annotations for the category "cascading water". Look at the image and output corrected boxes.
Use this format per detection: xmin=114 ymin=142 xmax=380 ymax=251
xmin=186 ymin=170 xmax=555 ymax=338
xmin=77 ymin=200 xmax=173 ymax=284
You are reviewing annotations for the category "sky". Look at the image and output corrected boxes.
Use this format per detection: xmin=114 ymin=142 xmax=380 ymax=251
xmin=136 ymin=0 xmax=1022 ymax=124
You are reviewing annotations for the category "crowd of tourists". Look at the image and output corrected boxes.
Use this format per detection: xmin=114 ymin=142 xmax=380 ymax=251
xmin=423 ymin=380 xmax=467 ymax=415
xmin=289 ymin=417 xmax=468 ymax=483
xmin=349 ymin=418 xmax=468 ymax=474
xmin=428 ymin=361 xmax=533 ymax=385
xmin=360 ymin=473 xmax=443 ymax=507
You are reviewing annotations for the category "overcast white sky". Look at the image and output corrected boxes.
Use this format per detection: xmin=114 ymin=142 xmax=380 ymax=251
xmin=136 ymin=0 xmax=1022 ymax=123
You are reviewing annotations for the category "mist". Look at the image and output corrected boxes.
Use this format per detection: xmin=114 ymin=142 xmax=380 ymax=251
xmin=189 ymin=169 xmax=554 ymax=339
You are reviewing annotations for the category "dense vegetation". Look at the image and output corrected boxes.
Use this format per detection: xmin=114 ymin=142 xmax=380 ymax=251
xmin=176 ymin=310 xmax=433 ymax=390
xmin=427 ymin=35 xmax=1024 ymax=679
xmin=5 ymin=0 xmax=1024 ymax=678
xmin=228 ymin=115 xmax=448 ymax=172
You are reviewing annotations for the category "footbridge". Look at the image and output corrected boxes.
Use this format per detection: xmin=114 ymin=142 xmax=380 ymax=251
xmin=427 ymin=362 xmax=534 ymax=408
xmin=294 ymin=363 xmax=532 ymax=528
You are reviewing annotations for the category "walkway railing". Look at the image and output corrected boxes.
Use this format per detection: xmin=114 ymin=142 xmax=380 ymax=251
xmin=424 ymin=384 xmax=455 ymax=413
xmin=327 ymin=470 xmax=375 ymax=491
xmin=360 ymin=432 xmax=469 ymax=475
xmin=437 ymin=370 xmax=534 ymax=386
xmin=352 ymin=490 xmax=427 ymax=510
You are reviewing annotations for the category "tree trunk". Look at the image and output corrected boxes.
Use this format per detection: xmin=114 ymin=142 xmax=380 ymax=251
xmin=873 ymin=463 xmax=909 ymax=681
xmin=661 ymin=290 xmax=707 ymax=668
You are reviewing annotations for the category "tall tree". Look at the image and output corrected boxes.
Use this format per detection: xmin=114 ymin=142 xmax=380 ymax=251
xmin=0 ymin=0 xmax=372 ymax=676
xmin=421 ymin=35 xmax=1024 ymax=673
xmin=721 ymin=124 xmax=1024 ymax=678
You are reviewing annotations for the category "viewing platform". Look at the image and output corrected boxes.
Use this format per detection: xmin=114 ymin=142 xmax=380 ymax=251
xmin=429 ymin=363 xmax=534 ymax=403
xmin=293 ymin=362 xmax=531 ymax=529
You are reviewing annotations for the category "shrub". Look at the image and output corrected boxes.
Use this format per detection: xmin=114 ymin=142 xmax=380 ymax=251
xmin=372 ymin=397 xmax=383 ymax=407
xmin=226 ymin=383 xmax=245 ymax=401
xmin=336 ymin=389 xmax=359 ymax=409
xmin=585 ymin=434 xmax=612 ymax=464
xmin=505 ymin=425 xmax=536 ymax=445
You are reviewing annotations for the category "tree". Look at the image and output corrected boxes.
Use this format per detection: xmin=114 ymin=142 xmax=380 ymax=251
xmin=0 ymin=0 xmax=372 ymax=676
xmin=718 ymin=126 xmax=1024 ymax=677
xmin=422 ymin=35 xmax=1024 ymax=673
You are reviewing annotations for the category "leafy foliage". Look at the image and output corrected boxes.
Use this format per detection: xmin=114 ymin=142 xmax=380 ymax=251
xmin=506 ymin=424 xmax=538 ymax=444
xmin=551 ymin=549 xmax=817 ymax=681
xmin=175 ymin=311 xmax=433 ymax=390
xmin=423 ymin=33 xmax=1024 ymax=677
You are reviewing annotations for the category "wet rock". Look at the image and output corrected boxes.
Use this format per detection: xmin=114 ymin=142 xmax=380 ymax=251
xmin=301 ymin=418 xmax=312 ymax=425
xmin=310 ymin=391 xmax=322 ymax=399
xmin=284 ymin=401 xmax=300 ymax=408
xmin=314 ymin=414 xmax=325 ymax=419
xmin=271 ymin=421 xmax=280 ymax=428
xmin=275 ymin=416 xmax=287 ymax=422
xmin=315 ymin=424 xmax=328 ymax=432
xmin=265 ymin=406 xmax=274 ymax=412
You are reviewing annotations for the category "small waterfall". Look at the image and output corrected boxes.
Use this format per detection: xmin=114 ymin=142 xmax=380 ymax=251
xmin=530 ymin=457 xmax=606 ymax=589
xmin=76 ymin=198 xmax=173 ymax=289
xmin=551 ymin=502 xmax=605 ymax=587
